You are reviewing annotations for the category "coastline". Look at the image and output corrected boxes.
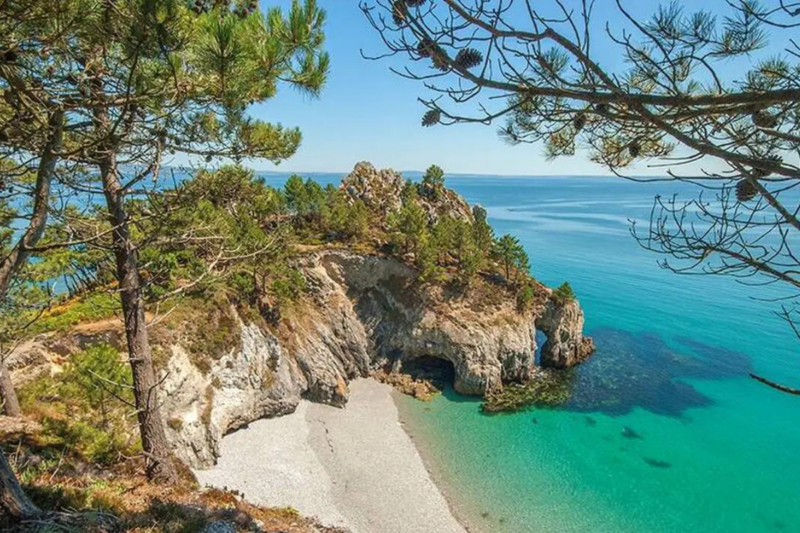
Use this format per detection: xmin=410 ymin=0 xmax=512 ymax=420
xmin=193 ymin=379 xmax=466 ymax=533
xmin=391 ymin=391 xmax=485 ymax=533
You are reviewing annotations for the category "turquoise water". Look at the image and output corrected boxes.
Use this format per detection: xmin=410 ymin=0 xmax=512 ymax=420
xmin=263 ymin=172 xmax=800 ymax=532
xmin=392 ymin=176 xmax=800 ymax=533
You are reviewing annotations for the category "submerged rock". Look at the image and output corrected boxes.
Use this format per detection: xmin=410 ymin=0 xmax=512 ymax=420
xmin=621 ymin=426 xmax=642 ymax=440
xmin=643 ymin=457 xmax=671 ymax=469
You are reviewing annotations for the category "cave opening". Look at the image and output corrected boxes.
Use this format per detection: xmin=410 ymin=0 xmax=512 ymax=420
xmin=402 ymin=356 xmax=456 ymax=389
xmin=535 ymin=329 xmax=548 ymax=365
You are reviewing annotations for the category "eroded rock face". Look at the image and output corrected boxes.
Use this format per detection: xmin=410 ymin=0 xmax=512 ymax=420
xmin=162 ymin=324 xmax=301 ymax=466
xmin=341 ymin=161 xmax=473 ymax=225
xmin=536 ymin=298 xmax=596 ymax=368
xmin=341 ymin=161 xmax=405 ymax=214
xmin=158 ymin=251 xmax=592 ymax=467
xmin=10 ymin=250 xmax=592 ymax=469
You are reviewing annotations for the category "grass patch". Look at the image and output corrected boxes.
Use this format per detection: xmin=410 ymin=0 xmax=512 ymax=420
xmin=149 ymin=294 xmax=242 ymax=375
xmin=26 ymin=290 xmax=121 ymax=336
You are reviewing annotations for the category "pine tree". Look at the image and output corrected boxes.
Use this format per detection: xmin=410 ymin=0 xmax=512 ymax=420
xmin=389 ymin=202 xmax=429 ymax=258
xmin=0 ymin=0 xmax=329 ymax=489
xmin=472 ymin=205 xmax=494 ymax=267
xmin=420 ymin=164 xmax=446 ymax=199
xmin=493 ymin=234 xmax=530 ymax=282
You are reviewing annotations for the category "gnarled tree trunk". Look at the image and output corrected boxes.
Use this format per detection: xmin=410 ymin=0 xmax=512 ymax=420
xmin=0 ymin=450 xmax=39 ymax=522
xmin=0 ymin=110 xmax=62 ymax=522
xmin=0 ymin=110 xmax=64 ymax=417
xmin=97 ymin=152 xmax=177 ymax=483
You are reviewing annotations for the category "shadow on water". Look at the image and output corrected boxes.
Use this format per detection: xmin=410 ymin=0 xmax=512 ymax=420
xmin=430 ymin=328 xmax=752 ymax=419
xmin=558 ymin=327 xmax=753 ymax=418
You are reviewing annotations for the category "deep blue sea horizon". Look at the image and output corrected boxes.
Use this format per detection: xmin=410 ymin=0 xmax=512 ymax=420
xmin=258 ymin=170 xmax=800 ymax=533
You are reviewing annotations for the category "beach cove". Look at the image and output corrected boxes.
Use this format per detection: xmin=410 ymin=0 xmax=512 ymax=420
xmin=194 ymin=380 xmax=466 ymax=533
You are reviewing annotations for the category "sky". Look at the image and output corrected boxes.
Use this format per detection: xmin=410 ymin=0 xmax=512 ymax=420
xmin=235 ymin=0 xmax=784 ymax=177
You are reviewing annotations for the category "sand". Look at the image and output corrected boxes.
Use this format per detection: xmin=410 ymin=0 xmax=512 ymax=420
xmin=193 ymin=379 xmax=467 ymax=533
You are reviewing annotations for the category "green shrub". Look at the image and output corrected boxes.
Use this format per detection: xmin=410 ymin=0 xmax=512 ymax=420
xmin=552 ymin=282 xmax=576 ymax=304
xmin=516 ymin=284 xmax=535 ymax=311
xmin=270 ymin=268 xmax=308 ymax=304
xmin=26 ymin=290 xmax=121 ymax=336
xmin=421 ymin=164 xmax=445 ymax=199
xmin=20 ymin=344 xmax=140 ymax=465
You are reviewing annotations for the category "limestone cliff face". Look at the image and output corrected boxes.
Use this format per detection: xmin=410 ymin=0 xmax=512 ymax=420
xmin=158 ymin=250 xmax=592 ymax=468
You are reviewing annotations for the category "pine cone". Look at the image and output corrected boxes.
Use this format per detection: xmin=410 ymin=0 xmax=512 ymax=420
xmin=455 ymin=48 xmax=483 ymax=70
xmin=406 ymin=0 xmax=427 ymax=6
xmin=392 ymin=0 xmax=408 ymax=26
xmin=752 ymin=111 xmax=778 ymax=129
xmin=629 ymin=142 xmax=640 ymax=158
xmin=422 ymin=110 xmax=441 ymax=127
xmin=736 ymin=179 xmax=758 ymax=202
xmin=573 ymin=114 xmax=586 ymax=132
xmin=417 ymin=38 xmax=435 ymax=58
xmin=431 ymin=47 xmax=449 ymax=71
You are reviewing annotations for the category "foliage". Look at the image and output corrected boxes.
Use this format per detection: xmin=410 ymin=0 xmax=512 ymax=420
xmin=472 ymin=205 xmax=494 ymax=253
xmin=270 ymin=267 xmax=308 ymax=304
xmin=492 ymin=234 xmax=530 ymax=282
xmin=420 ymin=164 xmax=445 ymax=199
xmin=322 ymin=185 xmax=370 ymax=240
xmin=516 ymin=284 xmax=535 ymax=311
xmin=23 ymin=290 xmax=121 ymax=337
xmin=388 ymin=201 xmax=429 ymax=257
xmin=20 ymin=345 xmax=139 ymax=465
xmin=552 ymin=282 xmax=576 ymax=305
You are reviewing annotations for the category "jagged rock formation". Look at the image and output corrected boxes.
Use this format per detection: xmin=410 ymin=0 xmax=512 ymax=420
xmin=341 ymin=161 xmax=472 ymax=225
xmin=155 ymin=250 xmax=591 ymax=468
xmin=537 ymin=296 xmax=596 ymax=368
xmin=341 ymin=161 xmax=405 ymax=215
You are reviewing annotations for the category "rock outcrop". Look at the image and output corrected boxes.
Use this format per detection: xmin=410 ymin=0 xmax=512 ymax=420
xmin=9 ymin=252 xmax=592 ymax=469
xmin=537 ymin=297 xmax=596 ymax=368
xmin=341 ymin=161 xmax=472 ymax=225
xmin=156 ymin=250 xmax=591 ymax=467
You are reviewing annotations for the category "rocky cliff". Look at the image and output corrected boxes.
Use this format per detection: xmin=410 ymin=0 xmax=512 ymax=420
xmin=8 ymin=162 xmax=594 ymax=471
xmin=154 ymin=250 xmax=592 ymax=468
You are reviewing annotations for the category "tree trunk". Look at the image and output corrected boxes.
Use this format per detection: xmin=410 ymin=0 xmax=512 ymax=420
xmin=0 ymin=449 xmax=40 ymax=522
xmin=0 ymin=110 xmax=64 ymax=417
xmin=98 ymin=154 xmax=177 ymax=484
xmin=0 ymin=362 xmax=20 ymax=418
xmin=0 ymin=110 xmax=61 ymax=523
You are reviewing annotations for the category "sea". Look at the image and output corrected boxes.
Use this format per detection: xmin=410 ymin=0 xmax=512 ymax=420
xmin=260 ymin=172 xmax=800 ymax=533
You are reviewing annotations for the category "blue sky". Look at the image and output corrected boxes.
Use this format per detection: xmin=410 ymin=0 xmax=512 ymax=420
xmin=236 ymin=0 xmax=780 ymax=177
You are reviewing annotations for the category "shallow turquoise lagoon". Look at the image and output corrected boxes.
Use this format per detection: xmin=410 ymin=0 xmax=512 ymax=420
xmin=265 ymin=173 xmax=800 ymax=533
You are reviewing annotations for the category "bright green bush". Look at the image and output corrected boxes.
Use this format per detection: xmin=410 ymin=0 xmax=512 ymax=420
xmin=553 ymin=282 xmax=576 ymax=304
xmin=20 ymin=344 xmax=140 ymax=465
xmin=26 ymin=290 xmax=121 ymax=335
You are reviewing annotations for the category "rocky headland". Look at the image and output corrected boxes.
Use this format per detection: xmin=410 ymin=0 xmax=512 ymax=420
xmin=6 ymin=162 xmax=594 ymax=532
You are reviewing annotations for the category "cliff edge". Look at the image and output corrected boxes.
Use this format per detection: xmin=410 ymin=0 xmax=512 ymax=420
xmin=158 ymin=249 xmax=592 ymax=468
